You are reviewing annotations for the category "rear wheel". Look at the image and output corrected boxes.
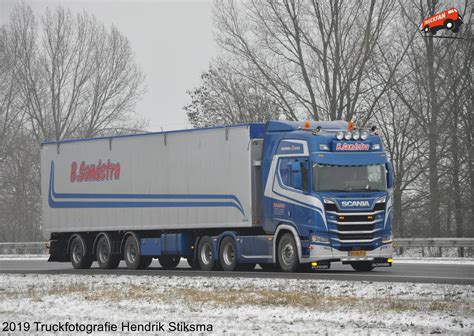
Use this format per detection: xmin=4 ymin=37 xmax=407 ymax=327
xmin=186 ymin=256 xmax=200 ymax=269
xmin=351 ymin=261 xmax=374 ymax=272
xmin=159 ymin=255 xmax=180 ymax=269
xmin=70 ymin=236 xmax=92 ymax=269
xmin=96 ymin=235 xmax=120 ymax=269
xmin=197 ymin=236 xmax=216 ymax=271
xmin=219 ymin=236 xmax=237 ymax=271
xmin=124 ymin=235 xmax=150 ymax=270
xmin=277 ymin=233 xmax=299 ymax=272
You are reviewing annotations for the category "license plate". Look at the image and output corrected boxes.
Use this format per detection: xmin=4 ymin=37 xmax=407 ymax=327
xmin=350 ymin=250 xmax=366 ymax=257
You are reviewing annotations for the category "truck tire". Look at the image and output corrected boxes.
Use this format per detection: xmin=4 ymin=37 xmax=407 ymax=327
xmin=138 ymin=256 xmax=153 ymax=269
xmin=96 ymin=235 xmax=120 ymax=269
xmin=277 ymin=233 xmax=299 ymax=272
xmin=70 ymin=236 xmax=93 ymax=269
xmin=219 ymin=236 xmax=237 ymax=271
xmin=124 ymin=235 xmax=148 ymax=270
xmin=159 ymin=255 xmax=180 ymax=269
xmin=186 ymin=256 xmax=200 ymax=269
xmin=197 ymin=236 xmax=216 ymax=271
xmin=350 ymin=261 xmax=374 ymax=272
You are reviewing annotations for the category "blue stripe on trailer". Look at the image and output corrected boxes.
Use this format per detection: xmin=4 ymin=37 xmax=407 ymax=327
xmin=48 ymin=162 xmax=245 ymax=216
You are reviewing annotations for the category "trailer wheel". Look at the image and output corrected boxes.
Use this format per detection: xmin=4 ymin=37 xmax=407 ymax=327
xmin=124 ymin=235 xmax=148 ymax=270
xmin=197 ymin=236 xmax=216 ymax=271
xmin=350 ymin=261 xmax=374 ymax=272
xmin=219 ymin=236 xmax=237 ymax=271
xmin=70 ymin=236 xmax=92 ymax=269
xmin=159 ymin=255 xmax=180 ymax=269
xmin=277 ymin=233 xmax=299 ymax=272
xmin=96 ymin=235 xmax=120 ymax=269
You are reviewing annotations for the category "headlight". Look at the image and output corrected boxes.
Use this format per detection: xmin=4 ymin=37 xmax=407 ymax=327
xmin=360 ymin=130 xmax=369 ymax=140
xmin=382 ymin=234 xmax=392 ymax=243
xmin=372 ymin=144 xmax=381 ymax=150
xmin=319 ymin=144 xmax=329 ymax=151
xmin=311 ymin=234 xmax=329 ymax=244
xmin=352 ymin=130 xmax=360 ymax=140
xmin=344 ymin=131 xmax=352 ymax=140
xmin=336 ymin=131 xmax=344 ymax=140
xmin=375 ymin=196 xmax=386 ymax=204
xmin=323 ymin=198 xmax=335 ymax=204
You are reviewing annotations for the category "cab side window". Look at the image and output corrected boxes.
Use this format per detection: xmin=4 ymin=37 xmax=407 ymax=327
xmin=278 ymin=157 xmax=309 ymax=192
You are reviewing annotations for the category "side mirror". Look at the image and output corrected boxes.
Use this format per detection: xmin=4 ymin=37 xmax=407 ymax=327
xmin=288 ymin=162 xmax=302 ymax=190
xmin=386 ymin=162 xmax=394 ymax=189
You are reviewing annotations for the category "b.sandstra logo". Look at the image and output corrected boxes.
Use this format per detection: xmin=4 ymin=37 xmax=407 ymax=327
xmin=341 ymin=200 xmax=370 ymax=207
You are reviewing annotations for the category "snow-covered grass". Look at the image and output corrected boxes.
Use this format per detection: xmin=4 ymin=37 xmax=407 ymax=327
xmin=0 ymin=274 xmax=472 ymax=335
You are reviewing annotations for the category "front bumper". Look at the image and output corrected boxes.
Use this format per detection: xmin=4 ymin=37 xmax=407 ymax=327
xmin=301 ymin=243 xmax=393 ymax=265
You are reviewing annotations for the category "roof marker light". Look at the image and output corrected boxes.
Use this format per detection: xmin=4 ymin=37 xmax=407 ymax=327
xmin=352 ymin=130 xmax=360 ymax=140
xmin=344 ymin=131 xmax=352 ymax=140
xmin=348 ymin=121 xmax=355 ymax=131
xmin=360 ymin=130 xmax=369 ymax=140
xmin=336 ymin=131 xmax=344 ymax=140
xmin=304 ymin=120 xmax=311 ymax=129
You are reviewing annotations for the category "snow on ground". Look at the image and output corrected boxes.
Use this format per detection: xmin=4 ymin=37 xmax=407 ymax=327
xmin=0 ymin=274 xmax=472 ymax=335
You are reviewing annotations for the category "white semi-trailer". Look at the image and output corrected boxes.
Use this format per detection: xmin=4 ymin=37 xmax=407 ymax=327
xmin=41 ymin=121 xmax=394 ymax=272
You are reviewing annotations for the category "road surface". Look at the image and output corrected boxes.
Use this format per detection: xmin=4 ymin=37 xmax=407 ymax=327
xmin=0 ymin=259 xmax=473 ymax=285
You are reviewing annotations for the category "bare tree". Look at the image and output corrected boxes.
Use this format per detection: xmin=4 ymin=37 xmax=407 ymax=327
xmin=212 ymin=0 xmax=398 ymax=122
xmin=4 ymin=4 xmax=145 ymax=143
xmin=185 ymin=59 xmax=282 ymax=127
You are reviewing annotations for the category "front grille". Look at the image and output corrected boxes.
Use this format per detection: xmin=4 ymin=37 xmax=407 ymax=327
xmin=338 ymin=215 xmax=375 ymax=222
xmin=337 ymin=224 xmax=373 ymax=231
xmin=337 ymin=233 xmax=374 ymax=240
xmin=324 ymin=201 xmax=386 ymax=243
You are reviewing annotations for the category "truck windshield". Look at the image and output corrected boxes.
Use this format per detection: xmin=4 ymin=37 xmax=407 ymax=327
xmin=313 ymin=164 xmax=387 ymax=192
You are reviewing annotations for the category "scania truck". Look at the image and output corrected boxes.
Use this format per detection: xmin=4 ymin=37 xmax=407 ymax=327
xmin=41 ymin=120 xmax=393 ymax=272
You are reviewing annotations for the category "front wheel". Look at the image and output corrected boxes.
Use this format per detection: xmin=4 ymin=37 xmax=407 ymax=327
xmin=277 ymin=233 xmax=299 ymax=272
xmin=351 ymin=261 xmax=374 ymax=272
xmin=445 ymin=19 xmax=454 ymax=30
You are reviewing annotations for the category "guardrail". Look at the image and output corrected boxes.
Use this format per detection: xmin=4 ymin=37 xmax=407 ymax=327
xmin=0 ymin=242 xmax=48 ymax=254
xmin=1 ymin=239 xmax=473 ymax=256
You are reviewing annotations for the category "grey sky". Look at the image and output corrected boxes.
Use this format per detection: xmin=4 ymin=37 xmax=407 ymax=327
xmin=0 ymin=0 xmax=216 ymax=131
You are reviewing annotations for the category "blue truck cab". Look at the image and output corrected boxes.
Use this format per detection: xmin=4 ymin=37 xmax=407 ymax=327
xmin=260 ymin=120 xmax=393 ymax=271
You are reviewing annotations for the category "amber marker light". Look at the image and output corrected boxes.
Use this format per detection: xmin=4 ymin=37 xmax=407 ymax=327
xmin=304 ymin=120 xmax=311 ymax=129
